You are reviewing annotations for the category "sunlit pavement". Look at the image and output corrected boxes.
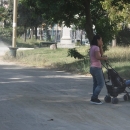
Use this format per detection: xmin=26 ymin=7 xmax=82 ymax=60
xmin=0 ymin=58 xmax=130 ymax=130
xmin=0 ymin=40 xmax=130 ymax=130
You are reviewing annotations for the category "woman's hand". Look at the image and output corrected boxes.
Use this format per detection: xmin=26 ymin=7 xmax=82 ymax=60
xmin=99 ymin=46 xmax=103 ymax=56
xmin=102 ymin=54 xmax=108 ymax=60
xmin=95 ymin=51 xmax=108 ymax=61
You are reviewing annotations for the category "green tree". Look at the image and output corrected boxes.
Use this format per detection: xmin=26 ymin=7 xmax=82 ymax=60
xmin=19 ymin=0 xmax=130 ymax=45
xmin=90 ymin=0 xmax=118 ymax=49
xmin=20 ymin=0 xmax=94 ymax=41
xmin=6 ymin=0 xmax=13 ymax=25
xmin=17 ymin=3 xmax=33 ymax=41
xmin=101 ymin=0 xmax=130 ymax=29
xmin=17 ymin=3 xmax=43 ymax=41
xmin=101 ymin=0 xmax=130 ymax=46
xmin=0 ymin=7 xmax=5 ymax=21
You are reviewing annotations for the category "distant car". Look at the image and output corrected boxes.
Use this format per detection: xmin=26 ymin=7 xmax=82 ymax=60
xmin=82 ymin=38 xmax=90 ymax=46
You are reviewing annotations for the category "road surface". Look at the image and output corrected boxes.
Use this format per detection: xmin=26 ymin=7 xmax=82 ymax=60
xmin=0 ymin=39 xmax=130 ymax=130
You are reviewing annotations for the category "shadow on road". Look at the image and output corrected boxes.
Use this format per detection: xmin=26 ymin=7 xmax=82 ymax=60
xmin=0 ymin=63 xmax=130 ymax=130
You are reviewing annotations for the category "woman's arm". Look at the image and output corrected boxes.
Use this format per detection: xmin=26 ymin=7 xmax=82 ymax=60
xmin=95 ymin=51 xmax=107 ymax=60
xmin=99 ymin=46 xmax=103 ymax=56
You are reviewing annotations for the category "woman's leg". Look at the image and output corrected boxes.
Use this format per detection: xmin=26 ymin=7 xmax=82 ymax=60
xmin=90 ymin=67 xmax=97 ymax=96
xmin=90 ymin=67 xmax=104 ymax=99
xmin=93 ymin=76 xmax=97 ymax=94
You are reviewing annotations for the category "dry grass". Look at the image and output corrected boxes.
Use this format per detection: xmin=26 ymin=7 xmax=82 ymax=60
xmin=3 ymin=46 xmax=130 ymax=78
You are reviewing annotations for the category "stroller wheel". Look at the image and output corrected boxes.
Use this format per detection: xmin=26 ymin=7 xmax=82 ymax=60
xmin=111 ymin=97 xmax=118 ymax=104
xmin=104 ymin=95 xmax=111 ymax=103
xmin=123 ymin=94 xmax=129 ymax=101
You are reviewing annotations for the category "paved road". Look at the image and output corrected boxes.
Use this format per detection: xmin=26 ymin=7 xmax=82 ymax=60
xmin=0 ymin=39 xmax=130 ymax=130
xmin=0 ymin=59 xmax=130 ymax=130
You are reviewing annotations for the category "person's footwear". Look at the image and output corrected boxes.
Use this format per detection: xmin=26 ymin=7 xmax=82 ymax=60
xmin=90 ymin=98 xmax=103 ymax=105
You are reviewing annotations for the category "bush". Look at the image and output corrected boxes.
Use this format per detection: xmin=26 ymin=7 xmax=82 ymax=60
xmin=116 ymin=27 xmax=130 ymax=46
xmin=67 ymin=48 xmax=85 ymax=59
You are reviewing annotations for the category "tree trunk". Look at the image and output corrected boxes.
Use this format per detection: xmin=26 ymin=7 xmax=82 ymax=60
xmin=84 ymin=0 xmax=94 ymax=43
xmin=40 ymin=27 xmax=42 ymax=40
xmin=30 ymin=28 xmax=33 ymax=39
xmin=24 ymin=26 xmax=26 ymax=42
xmin=112 ymin=39 xmax=116 ymax=47
xmin=34 ymin=26 xmax=37 ymax=40
xmin=80 ymin=30 xmax=83 ymax=45
xmin=55 ymin=24 xmax=58 ymax=42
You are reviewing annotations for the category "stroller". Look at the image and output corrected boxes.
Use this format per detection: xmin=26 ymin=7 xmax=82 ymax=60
xmin=102 ymin=61 xmax=130 ymax=104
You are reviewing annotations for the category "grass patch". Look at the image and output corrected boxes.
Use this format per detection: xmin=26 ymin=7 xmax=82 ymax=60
xmin=3 ymin=47 xmax=90 ymax=74
xmin=3 ymin=45 xmax=130 ymax=79
xmin=104 ymin=46 xmax=130 ymax=79
xmin=0 ymin=35 xmax=41 ymax=48
xmin=16 ymin=38 xmax=41 ymax=48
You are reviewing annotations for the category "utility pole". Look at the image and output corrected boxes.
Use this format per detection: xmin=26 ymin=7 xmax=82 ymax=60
xmin=9 ymin=0 xmax=18 ymax=57
xmin=12 ymin=0 xmax=18 ymax=47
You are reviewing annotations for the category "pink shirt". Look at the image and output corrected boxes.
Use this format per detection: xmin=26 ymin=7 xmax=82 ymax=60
xmin=90 ymin=45 xmax=101 ymax=68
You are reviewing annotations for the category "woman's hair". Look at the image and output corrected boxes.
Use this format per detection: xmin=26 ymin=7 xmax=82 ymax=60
xmin=90 ymin=34 xmax=101 ymax=46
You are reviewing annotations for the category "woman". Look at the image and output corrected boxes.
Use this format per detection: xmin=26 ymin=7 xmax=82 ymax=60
xmin=90 ymin=35 xmax=107 ymax=105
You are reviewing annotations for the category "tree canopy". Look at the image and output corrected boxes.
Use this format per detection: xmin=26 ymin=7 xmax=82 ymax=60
xmin=101 ymin=0 xmax=130 ymax=29
xmin=20 ymin=0 xmax=94 ymax=41
xmin=19 ymin=0 xmax=130 ymax=46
